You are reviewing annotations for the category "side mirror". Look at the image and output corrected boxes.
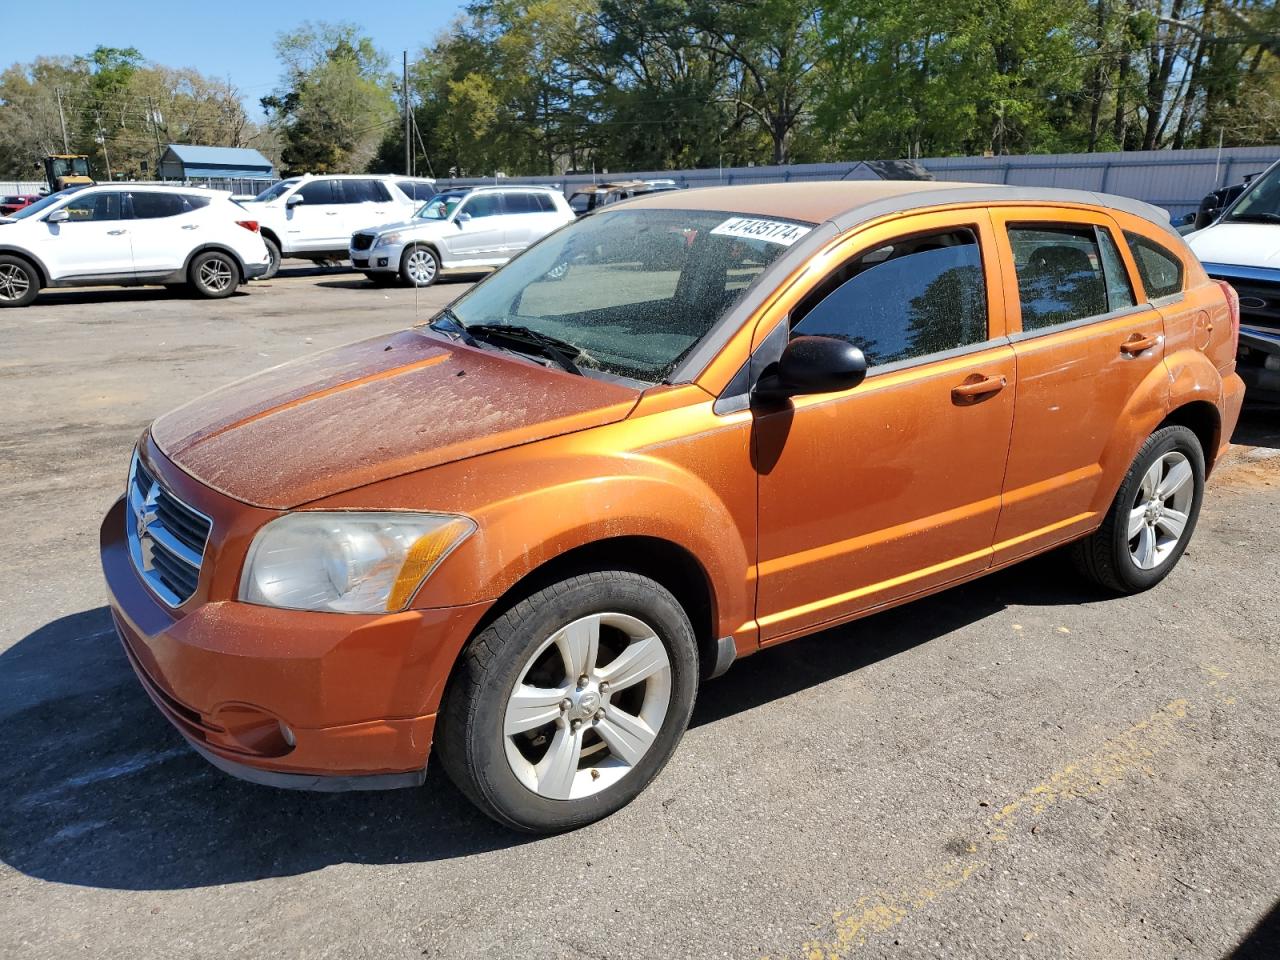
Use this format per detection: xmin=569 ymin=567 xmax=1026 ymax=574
xmin=286 ymin=194 xmax=304 ymax=207
xmin=45 ymin=208 xmax=69 ymax=224
xmin=753 ymin=335 xmax=867 ymax=401
xmin=455 ymin=211 xmax=472 ymax=225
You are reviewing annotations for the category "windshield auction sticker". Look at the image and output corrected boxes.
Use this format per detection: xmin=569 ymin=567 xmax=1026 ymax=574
xmin=710 ymin=217 xmax=812 ymax=246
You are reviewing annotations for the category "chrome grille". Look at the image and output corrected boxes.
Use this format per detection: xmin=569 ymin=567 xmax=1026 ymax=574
xmin=352 ymin=232 xmax=375 ymax=251
xmin=126 ymin=453 xmax=211 ymax=607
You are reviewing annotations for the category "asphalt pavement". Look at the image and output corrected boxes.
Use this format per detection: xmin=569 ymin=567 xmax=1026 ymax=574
xmin=1 ymin=265 xmax=1277 ymax=960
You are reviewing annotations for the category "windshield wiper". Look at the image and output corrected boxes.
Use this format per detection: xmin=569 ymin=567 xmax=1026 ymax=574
xmin=464 ymin=322 xmax=584 ymax=376
xmin=1226 ymin=212 xmax=1280 ymax=224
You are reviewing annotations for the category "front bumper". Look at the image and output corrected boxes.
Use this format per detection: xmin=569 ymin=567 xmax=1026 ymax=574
xmin=1238 ymin=325 xmax=1280 ymax=404
xmin=349 ymin=239 xmax=406 ymax=274
xmin=100 ymin=494 xmax=490 ymax=791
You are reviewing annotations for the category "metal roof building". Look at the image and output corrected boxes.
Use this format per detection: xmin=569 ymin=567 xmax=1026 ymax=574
xmin=158 ymin=144 xmax=275 ymax=181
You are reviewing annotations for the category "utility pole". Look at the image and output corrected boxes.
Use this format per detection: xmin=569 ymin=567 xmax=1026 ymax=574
xmin=403 ymin=51 xmax=411 ymax=176
xmin=147 ymin=96 xmax=164 ymax=179
xmin=55 ymin=87 xmax=70 ymax=153
xmin=95 ymin=112 xmax=113 ymax=181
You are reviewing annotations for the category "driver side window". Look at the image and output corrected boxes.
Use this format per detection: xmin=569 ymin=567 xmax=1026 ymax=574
xmin=297 ymin=180 xmax=336 ymax=204
xmin=790 ymin=228 xmax=990 ymax=367
xmin=460 ymin=193 xmax=503 ymax=219
xmin=62 ymin=192 xmax=123 ymax=222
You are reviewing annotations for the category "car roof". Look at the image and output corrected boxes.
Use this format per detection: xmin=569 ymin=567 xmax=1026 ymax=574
xmin=465 ymin=184 xmax=561 ymax=194
xmin=621 ymin=180 xmax=1177 ymax=236
xmin=296 ymin=173 xmax=435 ymax=181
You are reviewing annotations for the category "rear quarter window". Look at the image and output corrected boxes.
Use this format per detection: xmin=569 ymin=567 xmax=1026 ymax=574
xmin=1124 ymin=232 xmax=1184 ymax=300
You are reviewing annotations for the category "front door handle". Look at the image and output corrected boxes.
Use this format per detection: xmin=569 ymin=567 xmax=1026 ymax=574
xmin=1120 ymin=332 xmax=1160 ymax=355
xmin=325 ymin=211 xmax=339 ymax=216
xmin=106 ymin=229 xmax=127 ymax=235
xmin=181 ymin=224 xmax=199 ymax=230
xmin=951 ymin=374 xmax=1007 ymax=404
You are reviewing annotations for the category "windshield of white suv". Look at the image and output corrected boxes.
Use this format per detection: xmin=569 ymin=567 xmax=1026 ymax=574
xmin=434 ymin=208 xmax=811 ymax=383
xmin=254 ymin=180 xmax=297 ymax=203
xmin=1225 ymin=163 xmax=1280 ymax=224
xmin=5 ymin=190 xmax=79 ymax=221
xmin=416 ymin=194 xmax=465 ymax=220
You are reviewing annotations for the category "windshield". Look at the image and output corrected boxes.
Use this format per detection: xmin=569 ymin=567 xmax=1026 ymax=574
xmin=51 ymin=157 xmax=90 ymax=178
xmin=6 ymin=189 xmax=78 ymax=221
xmin=438 ymin=208 xmax=811 ymax=383
xmin=254 ymin=179 xmax=297 ymax=203
xmin=416 ymin=194 xmax=464 ymax=220
xmin=1225 ymin=162 xmax=1280 ymax=223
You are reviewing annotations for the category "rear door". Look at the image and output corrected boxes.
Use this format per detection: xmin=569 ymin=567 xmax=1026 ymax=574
xmin=501 ymin=191 xmax=564 ymax=255
xmin=339 ymin=178 xmax=397 ymax=236
xmin=989 ymin=208 xmax=1167 ymax=563
xmin=126 ymin=190 xmax=207 ymax=275
xmin=754 ymin=211 xmax=1017 ymax=641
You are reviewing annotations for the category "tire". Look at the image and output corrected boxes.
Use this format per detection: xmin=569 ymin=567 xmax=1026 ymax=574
xmin=436 ymin=571 xmax=699 ymax=833
xmin=1072 ymin=425 xmax=1205 ymax=594
xmin=364 ymin=272 xmax=397 ymax=286
xmin=0 ymin=254 xmax=40 ymax=307
xmin=261 ymin=237 xmax=281 ymax=280
xmin=400 ymin=244 xmax=440 ymax=287
xmin=189 ymin=250 xmax=240 ymax=299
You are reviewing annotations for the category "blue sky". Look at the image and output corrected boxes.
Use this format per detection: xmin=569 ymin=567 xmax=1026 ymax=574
xmin=3 ymin=1 xmax=468 ymax=115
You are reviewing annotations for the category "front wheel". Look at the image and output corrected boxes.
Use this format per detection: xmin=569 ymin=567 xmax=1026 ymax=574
xmin=189 ymin=251 xmax=239 ymax=299
xmin=0 ymin=255 xmax=40 ymax=307
xmin=400 ymin=245 xmax=440 ymax=287
xmin=1072 ymin=425 xmax=1205 ymax=594
xmin=436 ymin=571 xmax=699 ymax=833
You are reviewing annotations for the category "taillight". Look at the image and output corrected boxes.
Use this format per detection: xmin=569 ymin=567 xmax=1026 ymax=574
xmin=1213 ymin=279 xmax=1240 ymax=345
xmin=235 ymin=220 xmax=260 ymax=233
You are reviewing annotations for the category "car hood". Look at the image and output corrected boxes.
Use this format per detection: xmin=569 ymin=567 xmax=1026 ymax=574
xmin=356 ymin=217 xmax=448 ymax=237
xmin=151 ymin=329 xmax=640 ymax=509
xmin=1186 ymin=222 xmax=1280 ymax=270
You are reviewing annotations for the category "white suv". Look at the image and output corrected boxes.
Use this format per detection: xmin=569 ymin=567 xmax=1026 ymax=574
xmin=349 ymin=186 xmax=574 ymax=286
xmin=237 ymin=174 xmax=436 ymax=278
xmin=0 ymin=183 xmax=270 ymax=307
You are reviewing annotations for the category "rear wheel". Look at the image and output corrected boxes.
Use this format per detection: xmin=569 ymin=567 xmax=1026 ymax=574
xmin=261 ymin=237 xmax=281 ymax=280
xmin=436 ymin=571 xmax=699 ymax=833
xmin=0 ymin=255 xmax=39 ymax=307
xmin=401 ymin=245 xmax=440 ymax=287
xmin=1072 ymin=425 xmax=1205 ymax=594
xmin=189 ymin=251 xmax=239 ymax=299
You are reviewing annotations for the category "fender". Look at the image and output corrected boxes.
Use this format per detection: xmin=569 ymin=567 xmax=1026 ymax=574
xmin=182 ymin=243 xmax=247 ymax=280
xmin=1088 ymin=354 xmax=1173 ymax=515
xmin=0 ymin=245 xmax=51 ymax=285
xmin=412 ymin=454 xmax=750 ymax=636
xmin=1163 ymin=346 xmax=1225 ymax=414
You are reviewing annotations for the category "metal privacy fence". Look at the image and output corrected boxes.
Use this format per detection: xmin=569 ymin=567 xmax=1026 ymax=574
xmin=432 ymin=145 xmax=1280 ymax=219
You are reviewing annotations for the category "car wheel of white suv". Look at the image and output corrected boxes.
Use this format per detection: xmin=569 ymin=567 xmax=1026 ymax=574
xmin=0 ymin=255 xmax=40 ymax=308
xmin=190 ymin=251 xmax=240 ymax=299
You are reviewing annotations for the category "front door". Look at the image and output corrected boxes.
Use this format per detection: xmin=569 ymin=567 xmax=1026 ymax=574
xmin=284 ymin=179 xmax=346 ymax=252
xmin=40 ymin=190 xmax=133 ymax=281
xmin=755 ymin=213 xmax=1016 ymax=642
xmin=442 ymin=192 xmax=508 ymax=263
xmin=988 ymin=211 xmax=1168 ymax=563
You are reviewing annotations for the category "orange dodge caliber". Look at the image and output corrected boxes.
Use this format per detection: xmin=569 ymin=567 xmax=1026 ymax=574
xmin=101 ymin=182 xmax=1244 ymax=832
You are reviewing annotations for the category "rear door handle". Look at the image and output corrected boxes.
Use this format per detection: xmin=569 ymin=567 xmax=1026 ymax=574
xmin=1120 ymin=333 xmax=1160 ymax=355
xmin=325 ymin=211 xmax=339 ymax=216
xmin=951 ymin=374 xmax=1007 ymax=404
xmin=181 ymin=224 xmax=199 ymax=230
xmin=106 ymin=229 xmax=127 ymax=235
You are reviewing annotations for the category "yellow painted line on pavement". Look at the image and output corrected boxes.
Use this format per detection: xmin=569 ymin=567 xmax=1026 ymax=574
xmin=769 ymin=691 xmax=1215 ymax=960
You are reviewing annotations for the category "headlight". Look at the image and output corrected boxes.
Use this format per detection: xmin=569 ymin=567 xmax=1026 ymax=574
xmin=374 ymin=232 xmax=403 ymax=248
xmin=239 ymin=512 xmax=475 ymax=613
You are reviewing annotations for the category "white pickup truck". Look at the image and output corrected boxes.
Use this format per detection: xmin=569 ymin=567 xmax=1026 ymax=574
xmin=1186 ymin=157 xmax=1280 ymax=405
xmin=236 ymin=174 xmax=436 ymax=278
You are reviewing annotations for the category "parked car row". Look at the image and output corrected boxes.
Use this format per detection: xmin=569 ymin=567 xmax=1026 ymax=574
xmin=0 ymin=175 xmax=586 ymax=306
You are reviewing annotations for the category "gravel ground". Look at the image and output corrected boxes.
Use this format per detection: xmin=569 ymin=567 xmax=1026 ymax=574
xmin=1 ymin=265 xmax=1277 ymax=960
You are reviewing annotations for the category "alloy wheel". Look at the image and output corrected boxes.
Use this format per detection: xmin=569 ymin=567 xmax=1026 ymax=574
xmin=503 ymin=612 xmax=672 ymax=801
xmin=1128 ymin=451 xmax=1194 ymax=570
xmin=0 ymin=264 xmax=31 ymax=302
xmin=198 ymin=258 xmax=234 ymax=293
xmin=406 ymin=248 xmax=437 ymax=285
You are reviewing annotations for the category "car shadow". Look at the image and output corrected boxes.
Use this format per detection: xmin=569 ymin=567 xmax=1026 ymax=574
xmin=32 ymin=287 xmax=250 ymax=307
xmin=313 ymin=275 xmax=480 ymax=291
xmin=1224 ymin=898 xmax=1280 ymax=959
xmin=1231 ymin=407 xmax=1280 ymax=450
xmin=0 ymin=554 xmax=1105 ymax=891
